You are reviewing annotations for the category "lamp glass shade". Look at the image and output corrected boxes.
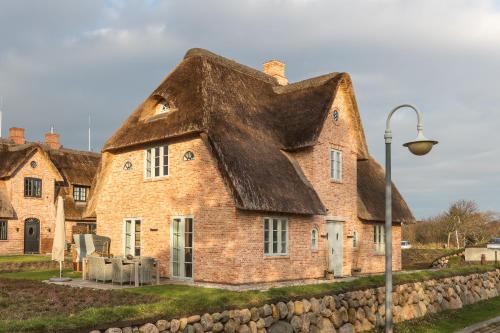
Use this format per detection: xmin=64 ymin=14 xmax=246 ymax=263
xmin=403 ymin=131 xmax=438 ymax=156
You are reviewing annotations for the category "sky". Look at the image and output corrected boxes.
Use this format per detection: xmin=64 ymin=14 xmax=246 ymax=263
xmin=0 ymin=0 xmax=499 ymax=219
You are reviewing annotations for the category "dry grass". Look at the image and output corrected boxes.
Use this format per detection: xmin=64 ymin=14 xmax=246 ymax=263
xmin=0 ymin=277 xmax=160 ymax=321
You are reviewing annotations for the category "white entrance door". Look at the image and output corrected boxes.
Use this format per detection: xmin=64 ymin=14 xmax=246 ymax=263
xmin=327 ymin=220 xmax=344 ymax=277
xmin=171 ymin=217 xmax=194 ymax=279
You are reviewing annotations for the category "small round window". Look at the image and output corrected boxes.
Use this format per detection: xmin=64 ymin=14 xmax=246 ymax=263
xmin=28 ymin=227 xmax=34 ymax=236
xmin=30 ymin=161 xmax=37 ymax=168
xmin=332 ymin=109 xmax=340 ymax=124
xmin=123 ymin=161 xmax=133 ymax=171
xmin=183 ymin=151 xmax=195 ymax=161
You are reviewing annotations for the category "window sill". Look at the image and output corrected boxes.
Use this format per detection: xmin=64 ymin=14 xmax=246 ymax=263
xmin=330 ymin=179 xmax=343 ymax=184
xmin=264 ymin=255 xmax=289 ymax=259
xmin=0 ymin=240 xmax=8 ymax=242
xmin=144 ymin=176 xmax=170 ymax=182
xmin=24 ymin=197 xmax=43 ymax=200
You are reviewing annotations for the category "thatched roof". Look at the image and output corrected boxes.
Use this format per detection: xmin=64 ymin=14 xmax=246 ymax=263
xmin=0 ymin=182 xmax=15 ymax=219
xmin=0 ymin=141 xmax=37 ymax=179
xmin=92 ymin=48 xmax=411 ymax=219
xmin=357 ymin=157 xmax=415 ymax=223
xmin=0 ymin=139 xmax=100 ymax=221
xmin=102 ymin=49 xmax=368 ymax=215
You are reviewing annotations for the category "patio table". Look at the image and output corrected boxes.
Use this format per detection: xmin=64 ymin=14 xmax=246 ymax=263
xmin=122 ymin=259 xmax=140 ymax=287
xmin=82 ymin=257 xmax=160 ymax=286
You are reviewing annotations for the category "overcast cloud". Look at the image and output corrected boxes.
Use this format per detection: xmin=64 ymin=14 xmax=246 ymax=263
xmin=0 ymin=0 xmax=499 ymax=218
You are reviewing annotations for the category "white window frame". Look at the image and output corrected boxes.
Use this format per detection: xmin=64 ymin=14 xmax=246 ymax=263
xmin=263 ymin=217 xmax=288 ymax=256
xmin=73 ymin=185 xmax=88 ymax=202
xmin=374 ymin=224 xmax=385 ymax=253
xmin=330 ymin=149 xmax=342 ymax=182
xmin=144 ymin=145 xmax=169 ymax=179
xmin=311 ymin=227 xmax=318 ymax=251
xmin=123 ymin=218 xmax=141 ymax=256
xmin=170 ymin=215 xmax=194 ymax=280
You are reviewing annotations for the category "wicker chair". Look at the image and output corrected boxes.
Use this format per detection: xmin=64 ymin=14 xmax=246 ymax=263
xmin=86 ymin=256 xmax=99 ymax=281
xmin=111 ymin=257 xmax=133 ymax=286
xmin=139 ymin=257 xmax=155 ymax=285
xmin=94 ymin=257 xmax=113 ymax=283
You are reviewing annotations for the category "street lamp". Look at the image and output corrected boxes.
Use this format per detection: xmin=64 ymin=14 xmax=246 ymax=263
xmin=384 ymin=104 xmax=437 ymax=333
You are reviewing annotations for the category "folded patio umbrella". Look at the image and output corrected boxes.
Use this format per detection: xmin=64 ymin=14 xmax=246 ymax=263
xmin=50 ymin=196 xmax=71 ymax=282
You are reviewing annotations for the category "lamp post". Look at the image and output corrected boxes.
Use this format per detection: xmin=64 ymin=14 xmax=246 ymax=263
xmin=384 ymin=104 xmax=437 ymax=333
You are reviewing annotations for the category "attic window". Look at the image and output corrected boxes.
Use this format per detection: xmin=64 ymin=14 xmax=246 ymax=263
xmin=30 ymin=161 xmax=37 ymax=168
xmin=155 ymin=100 xmax=170 ymax=115
xmin=183 ymin=151 xmax=194 ymax=161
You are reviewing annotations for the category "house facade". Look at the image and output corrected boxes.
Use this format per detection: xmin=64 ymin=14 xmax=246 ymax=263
xmin=87 ymin=49 xmax=414 ymax=284
xmin=0 ymin=128 xmax=100 ymax=254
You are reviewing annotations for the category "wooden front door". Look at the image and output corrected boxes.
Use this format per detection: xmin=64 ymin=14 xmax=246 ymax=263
xmin=327 ymin=220 xmax=344 ymax=277
xmin=24 ymin=218 xmax=40 ymax=254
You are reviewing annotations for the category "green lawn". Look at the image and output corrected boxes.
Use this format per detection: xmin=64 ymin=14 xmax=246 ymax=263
xmin=0 ymin=269 xmax=81 ymax=280
xmin=0 ymin=265 xmax=498 ymax=333
xmin=371 ymin=296 xmax=500 ymax=333
xmin=0 ymin=255 xmax=52 ymax=263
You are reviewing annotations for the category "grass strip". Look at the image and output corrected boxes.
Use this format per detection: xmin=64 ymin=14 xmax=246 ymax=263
xmin=0 ymin=264 xmax=498 ymax=333
xmin=370 ymin=296 xmax=500 ymax=333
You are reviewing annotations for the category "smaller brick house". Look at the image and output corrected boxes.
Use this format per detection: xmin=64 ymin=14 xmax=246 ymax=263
xmin=86 ymin=49 xmax=414 ymax=284
xmin=0 ymin=128 xmax=100 ymax=254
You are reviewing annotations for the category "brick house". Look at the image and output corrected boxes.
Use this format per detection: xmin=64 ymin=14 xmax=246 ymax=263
xmin=0 ymin=128 xmax=100 ymax=254
xmin=86 ymin=49 xmax=414 ymax=284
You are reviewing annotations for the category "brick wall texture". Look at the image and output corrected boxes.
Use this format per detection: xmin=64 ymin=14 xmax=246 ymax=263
xmin=95 ymin=87 xmax=402 ymax=284
xmin=0 ymin=150 xmax=85 ymax=255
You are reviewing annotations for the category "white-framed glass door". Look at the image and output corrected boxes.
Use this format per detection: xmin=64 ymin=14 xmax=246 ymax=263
xmin=171 ymin=217 xmax=193 ymax=279
xmin=124 ymin=219 xmax=141 ymax=256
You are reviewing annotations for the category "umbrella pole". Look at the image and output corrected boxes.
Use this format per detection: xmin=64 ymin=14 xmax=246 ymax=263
xmin=59 ymin=261 xmax=62 ymax=279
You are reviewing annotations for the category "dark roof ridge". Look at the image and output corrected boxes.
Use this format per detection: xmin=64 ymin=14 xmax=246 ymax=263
xmin=273 ymin=72 xmax=343 ymax=94
xmin=184 ymin=48 xmax=279 ymax=86
xmin=48 ymin=146 xmax=101 ymax=157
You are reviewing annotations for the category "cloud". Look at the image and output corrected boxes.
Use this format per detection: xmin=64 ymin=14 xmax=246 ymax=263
xmin=0 ymin=0 xmax=499 ymax=218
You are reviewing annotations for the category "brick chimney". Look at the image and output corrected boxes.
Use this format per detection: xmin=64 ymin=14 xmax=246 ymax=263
xmin=9 ymin=127 xmax=25 ymax=145
xmin=263 ymin=60 xmax=288 ymax=85
xmin=45 ymin=132 xmax=61 ymax=149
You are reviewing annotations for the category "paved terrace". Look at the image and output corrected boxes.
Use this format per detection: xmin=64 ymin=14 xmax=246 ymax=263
xmin=46 ymin=276 xmax=358 ymax=291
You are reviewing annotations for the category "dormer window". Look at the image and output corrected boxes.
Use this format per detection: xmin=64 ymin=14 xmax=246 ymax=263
xmin=155 ymin=100 xmax=170 ymax=115
xmin=73 ymin=185 xmax=89 ymax=202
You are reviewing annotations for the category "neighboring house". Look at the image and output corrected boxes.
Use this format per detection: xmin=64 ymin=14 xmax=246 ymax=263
xmin=0 ymin=128 xmax=100 ymax=254
xmin=86 ymin=48 xmax=414 ymax=284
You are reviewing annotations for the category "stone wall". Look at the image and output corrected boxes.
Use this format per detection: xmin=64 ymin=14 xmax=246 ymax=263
xmin=90 ymin=270 xmax=500 ymax=333
xmin=0 ymin=259 xmax=72 ymax=273
xmin=432 ymin=249 xmax=465 ymax=269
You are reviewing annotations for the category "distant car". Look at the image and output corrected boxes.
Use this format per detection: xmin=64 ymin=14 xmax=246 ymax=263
xmin=401 ymin=240 xmax=412 ymax=249
xmin=486 ymin=238 xmax=500 ymax=249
